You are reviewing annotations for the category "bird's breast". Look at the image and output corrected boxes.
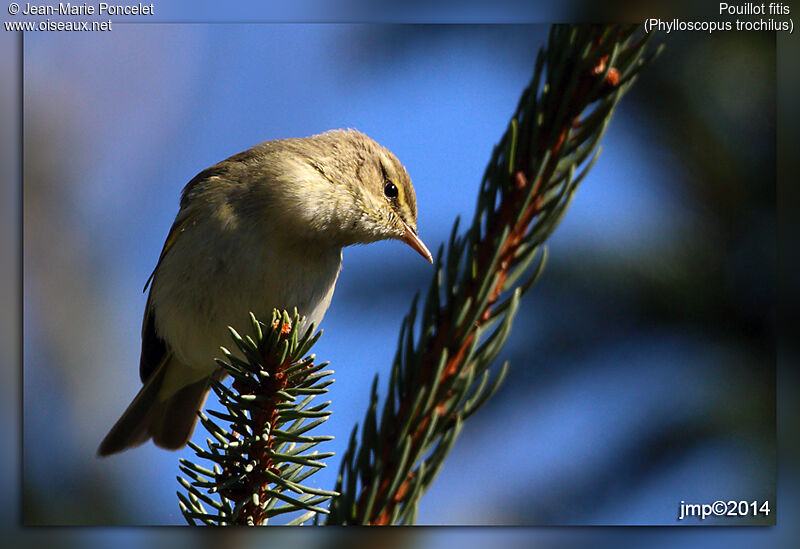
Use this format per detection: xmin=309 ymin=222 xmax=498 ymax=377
xmin=149 ymin=220 xmax=342 ymax=375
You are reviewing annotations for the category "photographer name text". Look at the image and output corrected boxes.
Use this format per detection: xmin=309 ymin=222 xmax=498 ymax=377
xmin=20 ymin=2 xmax=153 ymax=15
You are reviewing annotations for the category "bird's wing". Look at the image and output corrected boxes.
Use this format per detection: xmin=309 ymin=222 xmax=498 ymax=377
xmin=139 ymin=290 xmax=170 ymax=383
xmin=142 ymin=213 xmax=193 ymax=293
xmin=138 ymin=152 xmax=256 ymax=382
xmin=140 ymin=211 xmax=193 ymax=383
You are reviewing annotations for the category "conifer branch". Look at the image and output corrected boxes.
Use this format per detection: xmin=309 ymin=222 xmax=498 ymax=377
xmin=326 ymin=24 xmax=660 ymax=525
xmin=177 ymin=310 xmax=338 ymax=525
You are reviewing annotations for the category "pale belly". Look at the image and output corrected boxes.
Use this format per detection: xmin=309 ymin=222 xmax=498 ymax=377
xmin=148 ymin=221 xmax=342 ymax=389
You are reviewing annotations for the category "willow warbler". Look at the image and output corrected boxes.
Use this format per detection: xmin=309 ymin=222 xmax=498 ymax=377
xmin=98 ymin=129 xmax=432 ymax=456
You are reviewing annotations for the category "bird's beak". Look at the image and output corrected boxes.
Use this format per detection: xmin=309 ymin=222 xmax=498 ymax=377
xmin=402 ymin=222 xmax=433 ymax=263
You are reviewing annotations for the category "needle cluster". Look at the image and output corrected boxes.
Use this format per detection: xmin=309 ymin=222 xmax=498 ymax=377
xmin=178 ymin=310 xmax=337 ymax=525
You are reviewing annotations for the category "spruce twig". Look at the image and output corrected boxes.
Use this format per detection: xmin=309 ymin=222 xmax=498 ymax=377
xmin=177 ymin=310 xmax=337 ymax=526
xmin=326 ymin=24 xmax=660 ymax=525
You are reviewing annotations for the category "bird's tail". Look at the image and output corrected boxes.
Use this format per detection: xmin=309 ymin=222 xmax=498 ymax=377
xmin=97 ymin=357 xmax=212 ymax=456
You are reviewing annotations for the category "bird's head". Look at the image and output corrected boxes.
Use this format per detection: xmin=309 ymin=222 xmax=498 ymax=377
xmin=278 ymin=129 xmax=432 ymax=263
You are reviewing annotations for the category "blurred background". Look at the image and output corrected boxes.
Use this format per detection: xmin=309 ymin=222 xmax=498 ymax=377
xmin=16 ymin=21 xmax=778 ymax=533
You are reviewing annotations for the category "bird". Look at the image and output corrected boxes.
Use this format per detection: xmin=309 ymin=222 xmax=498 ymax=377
xmin=98 ymin=129 xmax=432 ymax=456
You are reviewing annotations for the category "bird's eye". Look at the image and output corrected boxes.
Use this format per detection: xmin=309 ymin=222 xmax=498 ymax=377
xmin=384 ymin=181 xmax=398 ymax=199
